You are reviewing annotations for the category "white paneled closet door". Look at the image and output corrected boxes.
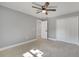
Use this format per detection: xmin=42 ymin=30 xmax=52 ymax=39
xmin=41 ymin=21 xmax=47 ymax=39
xmin=36 ymin=20 xmax=47 ymax=39
xmin=36 ymin=20 xmax=42 ymax=39
xmin=56 ymin=16 xmax=78 ymax=44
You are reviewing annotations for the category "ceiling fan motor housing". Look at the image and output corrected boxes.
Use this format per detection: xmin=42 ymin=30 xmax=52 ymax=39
xmin=42 ymin=6 xmax=46 ymax=10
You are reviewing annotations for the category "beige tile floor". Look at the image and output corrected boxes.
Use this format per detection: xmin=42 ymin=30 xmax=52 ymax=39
xmin=0 ymin=39 xmax=79 ymax=57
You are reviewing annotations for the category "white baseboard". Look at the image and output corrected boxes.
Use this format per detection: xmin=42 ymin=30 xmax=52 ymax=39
xmin=0 ymin=39 xmax=37 ymax=51
xmin=48 ymin=38 xmax=57 ymax=41
xmin=48 ymin=38 xmax=79 ymax=45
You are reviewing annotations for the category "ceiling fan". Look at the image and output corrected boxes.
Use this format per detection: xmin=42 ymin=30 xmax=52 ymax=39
xmin=32 ymin=2 xmax=57 ymax=15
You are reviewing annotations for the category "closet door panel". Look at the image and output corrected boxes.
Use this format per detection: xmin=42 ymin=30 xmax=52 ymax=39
xmin=56 ymin=16 xmax=78 ymax=44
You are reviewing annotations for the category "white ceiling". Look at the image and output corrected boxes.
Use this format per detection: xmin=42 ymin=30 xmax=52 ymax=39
xmin=0 ymin=2 xmax=79 ymax=19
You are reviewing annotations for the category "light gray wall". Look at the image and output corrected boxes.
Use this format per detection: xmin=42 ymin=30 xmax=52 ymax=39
xmin=0 ymin=6 xmax=37 ymax=48
xmin=48 ymin=19 xmax=56 ymax=39
xmin=78 ymin=17 xmax=79 ymax=42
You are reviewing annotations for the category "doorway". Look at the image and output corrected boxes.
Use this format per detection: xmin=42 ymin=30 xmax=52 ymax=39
xmin=41 ymin=20 xmax=47 ymax=39
xmin=36 ymin=20 xmax=47 ymax=39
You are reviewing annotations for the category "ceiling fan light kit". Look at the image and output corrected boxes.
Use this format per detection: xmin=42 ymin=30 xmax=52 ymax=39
xmin=42 ymin=10 xmax=46 ymax=13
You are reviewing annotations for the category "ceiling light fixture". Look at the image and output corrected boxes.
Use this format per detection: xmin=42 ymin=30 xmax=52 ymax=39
xmin=42 ymin=10 xmax=46 ymax=13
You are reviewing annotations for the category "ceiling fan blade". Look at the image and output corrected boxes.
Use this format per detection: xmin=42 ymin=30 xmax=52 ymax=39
xmin=44 ymin=2 xmax=49 ymax=8
xmin=36 ymin=10 xmax=42 ymax=14
xmin=45 ymin=11 xmax=48 ymax=15
xmin=32 ymin=2 xmax=42 ymax=7
xmin=32 ymin=6 xmax=41 ymax=10
xmin=47 ymin=9 xmax=56 ymax=11
xmin=48 ymin=6 xmax=57 ymax=8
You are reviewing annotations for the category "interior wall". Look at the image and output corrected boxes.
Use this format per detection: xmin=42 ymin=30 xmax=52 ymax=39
xmin=78 ymin=17 xmax=79 ymax=42
xmin=48 ymin=19 xmax=56 ymax=39
xmin=0 ymin=5 xmax=37 ymax=48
